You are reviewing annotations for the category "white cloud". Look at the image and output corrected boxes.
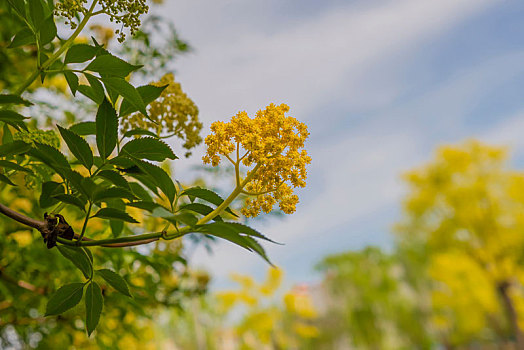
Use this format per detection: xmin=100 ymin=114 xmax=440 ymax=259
xmin=167 ymin=0 xmax=497 ymax=124
xmin=158 ymin=0 xmax=506 ymax=287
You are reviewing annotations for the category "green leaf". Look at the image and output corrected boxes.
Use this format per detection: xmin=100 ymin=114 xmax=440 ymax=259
xmin=119 ymin=84 xmax=167 ymax=117
xmin=128 ymin=182 xmax=152 ymax=201
xmin=0 ymin=141 xmax=31 ymax=157
xmin=92 ymin=208 xmax=138 ymax=223
xmin=122 ymin=128 xmax=158 ymax=139
xmin=70 ymin=121 xmax=96 ymax=136
xmin=0 ymin=160 xmax=33 ymax=174
xmin=242 ymin=236 xmax=273 ymax=266
xmin=0 ymin=110 xmax=29 ymax=122
xmin=179 ymin=203 xmax=222 ymax=221
xmin=40 ymin=181 xmax=64 ymax=208
xmin=32 ymin=142 xmax=70 ymax=168
xmin=85 ymin=282 xmax=103 ymax=336
xmin=165 ymin=212 xmax=198 ymax=227
xmin=65 ymin=44 xmax=98 ymax=64
xmin=197 ymin=223 xmax=272 ymax=264
xmin=92 ymin=187 xmax=136 ymax=202
xmin=63 ymin=71 xmax=79 ymax=95
xmin=129 ymin=159 xmax=176 ymax=204
xmin=78 ymin=84 xmax=103 ymax=104
xmin=121 ymin=137 xmax=177 ymax=162
xmin=52 ymin=194 xmax=86 ymax=211
xmin=8 ymin=28 xmax=35 ymax=48
xmin=84 ymin=73 xmax=105 ymax=104
xmin=181 ymin=187 xmax=237 ymax=217
xmin=85 ymin=54 xmax=141 ymax=77
xmin=96 ymin=269 xmax=131 ymax=297
xmin=57 ymin=125 xmax=93 ymax=169
xmin=126 ymin=201 xmax=161 ymax=212
xmin=0 ymin=173 xmax=16 ymax=186
xmin=206 ymin=222 xmax=279 ymax=244
xmin=6 ymin=0 xmax=26 ymax=17
xmin=96 ymin=99 xmax=118 ymax=160
xmin=28 ymin=0 xmax=45 ymax=28
xmin=45 ymin=283 xmax=84 ymax=316
xmin=101 ymin=77 xmax=147 ymax=115
xmin=96 ymin=170 xmax=130 ymax=189
xmin=61 ymin=169 xmax=89 ymax=199
xmin=2 ymin=124 xmax=12 ymax=144
xmin=28 ymin=143 xmax=71 ymax=180
xmin=39 ymin=14 xmax=57 ymax=45
xmin=57 ymin=245 xmax=92 ymax=278
xmin=107 ymin=198 xmax=125 ymax=237
xmin=0 ymin=110 xmax=29 ymax=131
xmin=0 ymin=94 xmax=32 ymax=106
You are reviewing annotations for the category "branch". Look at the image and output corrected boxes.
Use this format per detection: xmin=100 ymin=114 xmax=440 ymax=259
xmin=0 ymin=203 xmax=44 ymax=230
xmin=0 ymin=202 xmax=163 ymax=248
xmin=0 ymin=267 xmax=45 ymax=295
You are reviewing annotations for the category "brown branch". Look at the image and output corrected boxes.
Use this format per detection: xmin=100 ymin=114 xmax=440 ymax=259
xmin=0 ymin=203 xmax=44 ymax=230
xmin=0 ymin=300 xmax=12 ymax=311
xmin=0 ymin=202 xmax=161 ymax=248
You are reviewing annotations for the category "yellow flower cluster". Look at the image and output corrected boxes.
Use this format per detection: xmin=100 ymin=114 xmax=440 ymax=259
xmin=120 ymin=73 xmax=203 ymax=156
xmin=203 ymin=103 xmax=311 ymax=217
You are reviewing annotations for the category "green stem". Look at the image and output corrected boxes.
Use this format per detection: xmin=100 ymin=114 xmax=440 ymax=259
xmin=58 ymin=231 xmax=166 ymax=247
xmin=77 ymin=202 xmax=92 ymax=243
xmin=196 ymin=163 xmax=261 ymax=225
xmin=14 ymin=0 xmax=99 ymax=95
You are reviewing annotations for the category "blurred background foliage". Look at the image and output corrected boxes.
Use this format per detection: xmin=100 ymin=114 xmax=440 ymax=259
xmin=3 ymin=0 xmax=524 ymax=349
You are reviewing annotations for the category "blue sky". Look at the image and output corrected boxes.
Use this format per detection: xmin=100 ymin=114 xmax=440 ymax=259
xmin=154 ymin=0 xmax=524 ymax=289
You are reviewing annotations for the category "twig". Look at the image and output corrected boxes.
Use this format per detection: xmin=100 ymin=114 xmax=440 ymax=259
xmin=0 ymin=203 xmax=44 ymax=230
xmin=0 ymin=267 xmax=45 ymax=295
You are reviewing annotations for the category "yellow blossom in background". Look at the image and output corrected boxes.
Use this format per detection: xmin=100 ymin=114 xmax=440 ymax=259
xmin=259 ymin=267 xmax=283 ymax=295
xmin=73 ymin=35 xmax=89 ymax=44
xmin=284 ymin=286 xmax=318 ymax=319
xmin=293 ymin=323 xmax=320 ymax=338
xmin=428 ymin=251 xmax=499 ymax=342
xmin=9 ymin=231 xmax=33 ymax=248
xmin=214 ymin=268 xmax=319 ymax=348
xmin=203 ymin=103 xmax=311 ymax=217
xmin=89 ymin=24 xmax=115 ymax=46
xmin=231 ymin=273 xmax=257 ymax=290
xmin=120 ymin=73 xmax=202 ymax=156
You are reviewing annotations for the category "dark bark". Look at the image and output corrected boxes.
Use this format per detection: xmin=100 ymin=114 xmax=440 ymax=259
xmin=498 ymin=281 xmax=524 ymax=350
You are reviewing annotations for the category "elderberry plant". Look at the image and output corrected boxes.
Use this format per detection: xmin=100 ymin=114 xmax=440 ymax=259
xmin=0 ymin=0 xmax=310 ymax=337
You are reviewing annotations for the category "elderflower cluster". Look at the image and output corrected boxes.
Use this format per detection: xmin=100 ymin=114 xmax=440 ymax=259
xmin=55 ymin=0 xmax=86 ymax=28
xmin=203 ymin=103 xmax=311 ymax=217
xmin=56 ymin=0 xmax=148 ymax=41
xmin=120 ymin=73 xmax=203 ymax=156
